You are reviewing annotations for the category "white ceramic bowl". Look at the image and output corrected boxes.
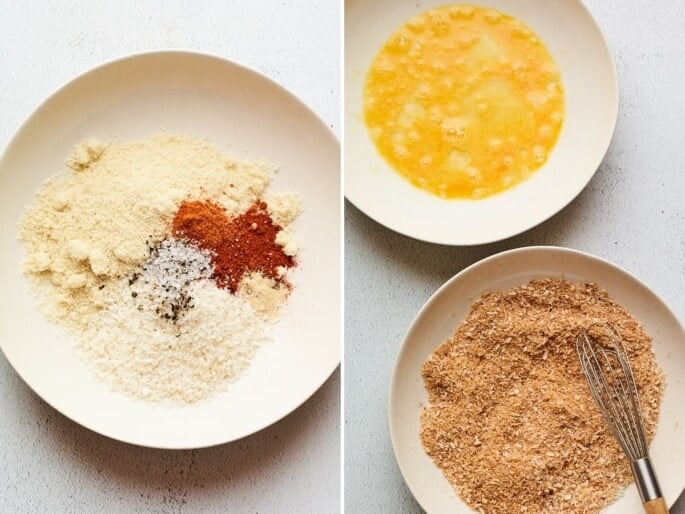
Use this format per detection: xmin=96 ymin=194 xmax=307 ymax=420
xmin=345 ymin=0 xmax=618 ymax=245
xmin=389 ymin=246 xmax=685 ymax=513
xmin=0 ymin=52 xmax=340 ymax=449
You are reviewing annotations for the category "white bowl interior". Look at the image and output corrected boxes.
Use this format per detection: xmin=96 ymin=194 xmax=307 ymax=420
xmin=0 ymin=52 xmax=340 ymax=449
xmin=389 ymin=246 xmax=685 ymax=513
xmin=345 ymin=0 xmax=618 ymax=244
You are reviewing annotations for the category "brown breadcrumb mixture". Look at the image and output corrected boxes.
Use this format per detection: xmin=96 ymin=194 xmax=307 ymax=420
xmin=420 ymin=279 xmax=665 ymax=514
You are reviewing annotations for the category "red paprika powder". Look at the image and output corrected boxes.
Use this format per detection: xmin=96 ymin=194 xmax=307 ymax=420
xmin=172 ymin=200 xmax=295 ymax=293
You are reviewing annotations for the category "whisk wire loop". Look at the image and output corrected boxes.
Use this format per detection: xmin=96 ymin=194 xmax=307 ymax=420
xmin=577 ymin=323 xmax=648 ymax=460
xmin=576 ymin=322 xmax=665 ymax=508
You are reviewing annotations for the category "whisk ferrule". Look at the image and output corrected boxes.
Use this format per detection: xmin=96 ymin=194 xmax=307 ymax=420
xmin=631 ymin=457 xmax=663 ymax=503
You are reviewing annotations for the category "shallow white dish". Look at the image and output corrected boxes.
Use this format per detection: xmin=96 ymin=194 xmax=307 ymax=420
xmin=345 ymin=0 xmax=618 ymax=245
xmin=389 ymin=246 xmax=685 ymax=513
xmin=0 ymin=51 xmax=340 ymax=449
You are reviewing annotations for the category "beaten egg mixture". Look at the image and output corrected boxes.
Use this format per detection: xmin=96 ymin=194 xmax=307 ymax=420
xmin=364 ymin=5 xmax=564 ymax=199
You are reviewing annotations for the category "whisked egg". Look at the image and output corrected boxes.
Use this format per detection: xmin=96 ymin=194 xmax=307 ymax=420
xmin=364 ymin=5 xmax=565 ymax=199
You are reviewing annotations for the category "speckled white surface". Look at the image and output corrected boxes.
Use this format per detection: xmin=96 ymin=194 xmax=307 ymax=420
xmin=0 ymin=1 xmax=339 ymax=513
xmin=344 ymin=1 xmax=685 ymax=512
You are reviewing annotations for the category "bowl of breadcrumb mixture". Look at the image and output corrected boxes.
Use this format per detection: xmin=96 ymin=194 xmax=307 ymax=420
xmin=0 ymin=52 xmax=340 ymax=448
xmin=389 ymin=247 xmax=685 ymax=514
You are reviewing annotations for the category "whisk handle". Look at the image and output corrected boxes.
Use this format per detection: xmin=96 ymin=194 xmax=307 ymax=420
xmin=631 ymin=458 xmax=668 ymax=513
xmin=644 ymin=497 xmax=669 ymax=514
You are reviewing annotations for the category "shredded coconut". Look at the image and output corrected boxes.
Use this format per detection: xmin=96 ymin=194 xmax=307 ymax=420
xmin=81 ymin=279 xmax=266 ymax=404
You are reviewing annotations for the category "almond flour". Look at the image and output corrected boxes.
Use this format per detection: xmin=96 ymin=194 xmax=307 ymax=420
xmin=421 ymin=278 xmax=665 ymax=514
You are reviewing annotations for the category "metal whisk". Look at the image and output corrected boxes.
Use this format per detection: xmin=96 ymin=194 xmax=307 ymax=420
xmin=577 ymin=322 xmax=668 ymax=514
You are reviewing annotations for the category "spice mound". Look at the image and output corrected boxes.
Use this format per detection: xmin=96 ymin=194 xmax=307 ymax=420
xmin=420 ymin=279 xmax=665 ymax=514
xmin=19 ymin=134 xmax=303 ymax=404
xmin=172 ymin=200 xmax=294 ymax=293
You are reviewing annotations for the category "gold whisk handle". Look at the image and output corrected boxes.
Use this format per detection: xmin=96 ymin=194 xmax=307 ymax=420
xmin=631 ymin=458 xmax=668 ymax=513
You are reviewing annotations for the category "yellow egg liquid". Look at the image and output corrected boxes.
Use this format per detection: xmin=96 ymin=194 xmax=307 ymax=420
xmin=364 ymin=5 xmax=565 ymax=199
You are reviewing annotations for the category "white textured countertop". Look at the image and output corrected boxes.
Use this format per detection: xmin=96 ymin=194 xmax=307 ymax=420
xmin=0 ymin=1 xmax=339 ymax=513
xmin=344 ymin=1 xmax=685 ymax=512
